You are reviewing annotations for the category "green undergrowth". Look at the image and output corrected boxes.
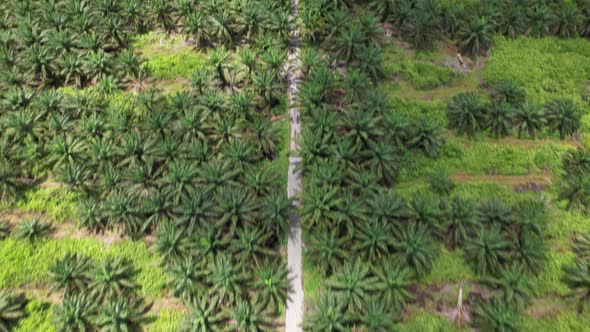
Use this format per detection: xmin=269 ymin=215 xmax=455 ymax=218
xmin=484 ymin=36 xmax=590 ymax=103
xmin=521 ymin=310 xmax=590 ymax=332
xmin=397 ymin=310 xmax=462 ymax=332
xmin=421 ymin=248 xmax=474 ymax=285
xmin=0 ymin=237 xmax=166 ymax=298
xmin=265 ymin=118 xmax=290 ymax=193
xmin=133 ymin=32 xmax=206 ymax=80
xmin=14 ymin=300 xmax=54 ymax=332
xmin=400 ymin=136 xmax=572 ymax=181
xmin=148 ymin=309 xmax=185 ymax=332
xmin=302 ymin=253 xmax=323 ymax=305
xmin=6 ymin=185 xmax=79 ymax=224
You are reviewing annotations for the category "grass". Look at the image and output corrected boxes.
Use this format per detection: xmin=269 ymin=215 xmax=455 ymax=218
xmin=520 ymin=310 xmax=590 ymax=332
xmin=133 ymin=32 xmax=206 ymax=80
xmin=421 ymin=248 xmax=474 ymax=285
xmin=483 ymin=36 xmax=590 ymax=103
xmin=12 ymin=185 xmax=79 ymax=224
xmin=0 ymin=237 xmax=166 ymax=298
xmin=302 ymin=252 xmax=323 ymax=306
xmin=397 ymin=310 xmax=462 ymax=332
xmin=14 ymin=300 xmax=54 ymax=332
xmin=148 ymin=309 xmax=186 ymax=332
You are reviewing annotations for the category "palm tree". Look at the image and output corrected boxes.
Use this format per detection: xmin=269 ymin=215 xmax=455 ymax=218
xmin=487 ymin=102 xmax=515 ymax=138
xmin=214 ymin=187 xmax=258 ymax=229
xmin=447 ymin=92 xmax=487 ymax=137
xmin=302 ymin=292 xmax=348 ymax=332
xmin=327 ymin=259 xmax=377 ymax=312
xmin=458 ymin=16 xmax=495 ymax=54
xmin=373 ymin=260 xmax=415 ymax=310
xmin=0 ymin=291 xmax=27 ymax=331
xmin=252 ymin=259 xmax=290 ymax=314
xmin=252 ymin=69 xmax=280 ymax=108
xmin=358 ymin=297 xmax=399 ymax=332
xmin=404 ymin=0 xmax=438 ymax=50
xmin=551 ymin=1 xmax=582 ymax=37
xmin=49 ymin=253 xmax=92 ymax=297
xmin=365 ymin=140 xmax=402 ymax=183
xmin=334 ymin=22 xmax=365 ymax=64
xmin=370 ymin=0 xmax=396 ymax=23
xmin=0 ymin=221 xmax=10 ymax=240
xmin=168 ymin=257 xmax=207 ymax=302
xmin=563 ymin=259 xmax=590 ymax=312
xmin=408 ymin=120 xmax=444 ymax=157
xmin=573 ymin=233 xmax=590 ymax=261
xmin=53 ymin=293 xmax=97 ymax=332
xmin=493 ymin=79 xmax=525 ymax=106
xmin=472 ymin=298 xmax=519 ymax=332
xmin=440 ymin=196 xmax=479 ymax=247
xmin=484 ymin=264 xmax=532 ymax=309
xmin=233 ymin=226 xmax=275 ymax=264
xmin=546 ymin=99 xmax=581 ymax=139
xmin=352 ymin=220 xmax=392 ymax=263
xmin=307 ymin=227 xmax=347 ymax=276
xmin=15 ymin=217 xmax=52 ymax=241
xmin=154 ymin=222 xmax=190 ymax=266
xmin=181 ymin=296 xmax=225 ymax=332
xmin=300 ymin=185 xmax=343 ymax=229
xmin=529 ymin=2 xmax=552 ymax=37
xmin=558 ymin=175 xmax=590 ymax=212
xmin=368 ymin=189 xmax=407 ymax=224
xmin=465 ymin=226 xmax=512 ymax=275
xmin=477 ymin=198 xmax=514 ymax=231
xmin=513 ymin=236 xmax=545 ymax=274
xmin=97 ymin=296 xmax=152 ymax=332
xmin=259 ymin=191 xmax=290 ymax=239
xmin=90 ymin=257 xmax=138 ymax=300
xmin=184 ymin=12 xmax=210 ymax=48
xmin=562 ymin=148 xmax=590 ymax=179
xmin=207 ymin=254 xmax=248 ymax=305
xmin=105 ymin=190 xmax=142 ymax=238
xmin=226 ymin=299 xmax=273 ymax=332
xmin=393 ymin=222 xmax=437 ymax=276
xmin=0 ymin=161 xmax=21 ymax=203
xmin=515 ymin=102 xmax=545 ymax=139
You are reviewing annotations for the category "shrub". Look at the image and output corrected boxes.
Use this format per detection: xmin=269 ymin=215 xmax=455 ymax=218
xmin=399 ymin=59 xmax=456 ymax=90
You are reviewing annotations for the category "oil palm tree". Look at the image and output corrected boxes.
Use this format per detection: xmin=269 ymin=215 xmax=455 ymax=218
xmin=154 ymin=221 xmax=190 ymax=266
xmin=358 ymin=297 xmax=399 ymax=332
xmin=97 ymin=296 xmax=152 ymax=332
xmin=563 ymin=258 xmax=590 ymax=312
xmin=558 ymin=175 xmax=590 ymax=212
xmin=551 ymin=1 xmax=582 ymax=37
xmin=226 ymin=299 xmax=273 ymax=332
xmin=49 ymin=253 xmax=92 ymax=297
xmin=487 ymin=102 xmax=515 ymax=138
xmin=472 ymin=298 xmax=519 ymax=332
xmin=447 ymin=92 xmax=487 ymax=137
xmin=393 ymin=222 xmax=437 ymax=276
xmin=207 ymin=254 xmax=248 ymax=305
xmin=515 ymin=102 xmax=545 ymax=139
xmin=90 ymin=257 xmax=138 ymax=300
xmin=368 ymin=189 xmax=407 ymax=225
xmin=373 ymin=260 xmax=415 ymax=310
xmin=53 ymin=293 xmax=97 ymax=332
xmin=484 ymin=264 xmax=532 ymax=309
xmin=181 ymin=296 xmax=225 ymax=332
xmin=0 ymin=161 xmax=21 ymax=203
xmin=252 ymin=259 xmax=290 ymax=314
xmin=546 ymin=99 xmax=581 ymax=139
xmin=233 ymin=226 xmax=275 ymax=264
xmin=214 ymin=187 xmax=258 ymax=229
xmin=458 ymin=16 xmax=495 ymax=54
xmin=302 ymin=292 xmax=348 ymax=332
xmin=353 ymin=220 xmax=392 ymax=263
xmin=307 ymin=227 xmax=347 ymax=276
xmin=0 ymin=291 xmax=27 ymax=332
xmin=15 ymin=217 xmax=52 ymax=242
xmin=404 ymin=0 xmax=438 ymax=50
xmin=300 ymin=185 xmax=343 ymax=229
xmin=327 ymin=259 xmax=377 ymax=312
xmin=477 ymin=198 xmax=514 ymax=231
xmin=465 ymin=226 xmax=512 ymax=275
xmin=259 ymin=191 xmax=290 ymax=239
xmin=168 ymin=257 xmax=207 ymax=302
xmin=334 ymin=22 xmax=365 ymax=64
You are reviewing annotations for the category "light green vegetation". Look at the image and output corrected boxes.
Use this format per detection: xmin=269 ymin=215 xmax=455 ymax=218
xmin=0 ymin=237 xmax=166 ymax=298
xmin=421 ymin=248 xmax=474 ymax=285
xmin=133 ymin=32 xmax=206 ymax=80
xmin=520 ymin=311 xmax=590 ymax=332
xmin=14 ymin=301 xmax=54 ymax=332
xmin=302 ymin=253 xmax=323 ymax=305
xmin=0 ymin=186 xmax=79 ymax=224
xmin=148 ymin=309 xmax=185 ymax=332
xmin=484 ymin=37 xmax=590 ymax=104
xmin=397 ymin=311 xmax=462 ymax=332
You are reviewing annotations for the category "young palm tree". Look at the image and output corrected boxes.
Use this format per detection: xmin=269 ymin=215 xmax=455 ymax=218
xmin=515 ymin=102 xmax=545 ymax=139
xmin=0 ymin=161 xmax=21 ymax=203
xmin=447 ymin=92 xmax=487 ymax=137
xmin=365 ymin=140 xmax=402 ymax=183
xmin=562 ymin=148 xmax=590 ymax=179
xmin=358 ymin=297 xmax=399 ymax=332
xmin=477 ymin=198 xmax=514 ymax=231
xmin=181 ymin=296 xmax=225 ymax=332
xmin=529 ymin=2 xmax=552 ymax=37
xmin=373 ymin=260 xmax=415 ymax=310
xmin=15 ymin=217 xmax=52 ymax=241
xmin=252 ymin=259 xmax=290 ymax=314
xmin=259 ymin=191 xmax=290 ymax=239
xmin=551 ymin=1 xmax=582 ymax=37
xmin=473 ymin=298 xmax=519 ymax=332
xmin=226 ymin=299 xmax=273 ymax=332
xmin=154 ymin=221 xmax=190 ymax=266
xmin=573 ymin=233 xmax=590 ymax=261
xmin=53 ymin=293 xmax=97 ymax=332
xmin=168 ymin=256 xmax=207 ymax=302
xmin=90 ymin=257 xmax=138 ymax=300
xmin=327 ymin=259 xmax=377 ymax=312
xmin=0 ymin=291 xmax=27 ymax=331
xmin=307 ymin=227 xmax=347 ymax=276
xmin=97 ymin=296 xmax=152 ymax=332
xmin=352 ymin=219 xmax=392 ymax=263
xmin=214 ymin=187 xmax=258 ymax=229
xmin=368 ymin=189 xmax=407 ymax=225
xmin=546 ymin=99 xmax=581 ymax=139
xmin=513 ymin=236 xmax=545 ymax=274
xmin=404 ymin=0 xmax=438 ymax=50
xmin=302 ymin=292 xmax=348 ymax=332
xmin=458 ymin=16 xmax=495 ymax=54
xmin=233 ymin=226 xmax=275 ymax=265
xmin=334 ymin=22 xmax=365 ymax=64
xmin=465 ymin=226 xmax=512 ymax=275
xmin=0 ymin=221 xmax=10 ymax=240
xmin=207 ymin=254 xmax=248 ymax=305
xmin=487 ymin=102 xmax=515 ymax=138
xmin=558 ymin=175 xmax=590 ymax=212
xmin=563 ymin=259 xmax=590 ymax=312
xmin=300 ymin=185 xmax=343 ymax=229
xmin=49 ymin=253 xmax=92 ymax=296
xmin=393 ymin=222 xmax=437 ymax=276
xmin=484 ymin=264 xmax=532 ymax=309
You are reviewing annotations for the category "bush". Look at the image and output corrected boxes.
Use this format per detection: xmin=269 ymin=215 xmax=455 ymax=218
xmin=398 ymin=59 xmax=457 ymax=90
